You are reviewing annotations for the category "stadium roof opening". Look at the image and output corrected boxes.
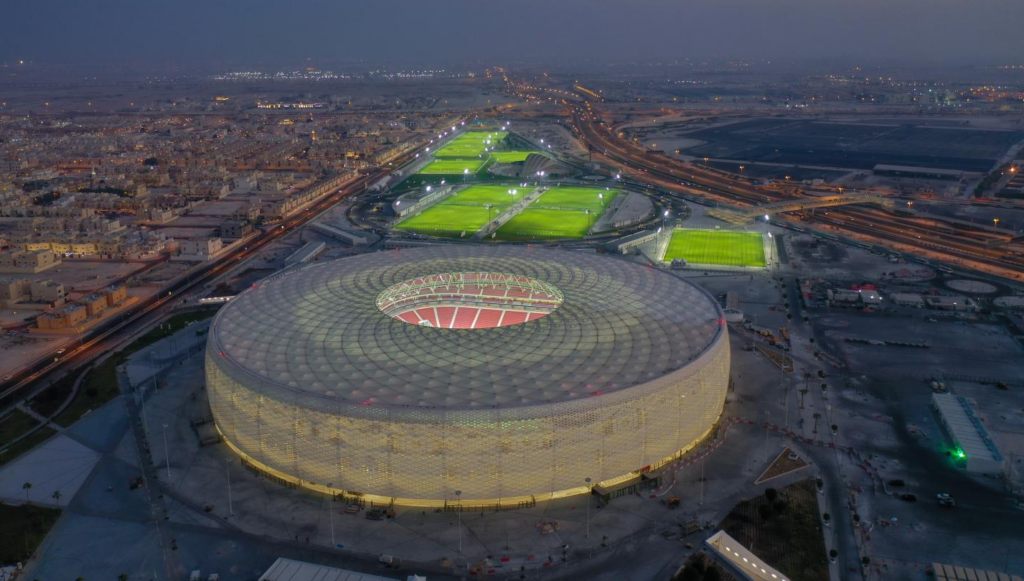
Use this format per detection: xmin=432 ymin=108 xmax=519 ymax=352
xmin=376 ymin=272 xmax=563 ymax=329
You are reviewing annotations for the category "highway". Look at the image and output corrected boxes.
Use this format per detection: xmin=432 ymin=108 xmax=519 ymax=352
xmin=562 ymin=101 xmax=1024 ymax=280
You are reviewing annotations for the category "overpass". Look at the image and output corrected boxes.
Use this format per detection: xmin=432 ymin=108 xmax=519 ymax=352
xmin=708 ymin=193 xmax=895 ymax=225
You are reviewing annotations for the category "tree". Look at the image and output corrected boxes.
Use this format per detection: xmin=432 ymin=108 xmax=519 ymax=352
xmin=143 ymin=157 xmax=159 ymax=166
xmin=799 ymin=388 xmax=809 ymax=409
xmin=764 ymin=488 xmax=778 ymax=503
xmin=813 ymin=412 xmax=822 ymax=434
xmin=758 ymin=503 xmax=772 ymax=522
xmin=704 ymin=567 xmax=722 ymax=581
xmin=52 ymin=490 xmax=62 ymax=506
xmin=22 ymin=481 xmax=32 ymax=503
xmin=118 ymin=574 xmax=128 ymax=581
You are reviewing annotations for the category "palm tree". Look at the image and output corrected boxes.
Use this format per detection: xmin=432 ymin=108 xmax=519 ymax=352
xmin=22 ymin=481 xmax=32 ymax=503
xmin=812 ymin=412 xmax=822 ymax=434
xmin=799 ymin=388 xmax=809 ymax=409
xmin=52 ymin=490 xmax=62 ymax=507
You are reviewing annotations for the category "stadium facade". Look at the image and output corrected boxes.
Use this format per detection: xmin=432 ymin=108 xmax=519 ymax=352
xmin=206 ymin=246 xmax=729 ymax=505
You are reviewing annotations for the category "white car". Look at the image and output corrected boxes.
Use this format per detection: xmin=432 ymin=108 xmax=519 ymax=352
xmin=57 ymin=348 xmax=66 ymax=354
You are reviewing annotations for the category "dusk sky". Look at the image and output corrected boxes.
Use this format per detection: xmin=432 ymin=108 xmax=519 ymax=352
xmin=2 ymin=0 xmax=1023 ymax=66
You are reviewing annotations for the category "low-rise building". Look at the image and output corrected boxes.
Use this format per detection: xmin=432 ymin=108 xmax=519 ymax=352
xmin=220 ymin=220 xmax=254 ymax=239
xmin=36 ymin=304 xmax=87 ymax=330
xmin=175 ymin=237 xmax=224 ymax=261
xmin=30 ymin=280 xmax=67 ymax=304
xmin=0 ymin=249 xmax=61 ymax=274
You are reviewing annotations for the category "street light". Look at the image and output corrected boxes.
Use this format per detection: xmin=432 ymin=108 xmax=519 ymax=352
xmin=226 ymin=459 xmax=233 ymax=517
xmin=455 ymin=490 xmax=463 ymax=556
xmin=994 ymin=218 xmax=1001 ymax=228
xmin=162 ymin=424 xmax=170 ymax=480
xmin=327 ymin=483 xmax=335 ymax=547
xmin=584 ymin=477 xmax=592 ymax=539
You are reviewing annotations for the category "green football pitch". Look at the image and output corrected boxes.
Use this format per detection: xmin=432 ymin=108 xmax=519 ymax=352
xmin=533 ymin=187 xmax=619 ymax=211
xmin=663 ymin=230 xmax=766 ymax=267
xmin=418 ymin=158 xmax=486 ymax=175
xmin=395 ymin=204 xmax=501 ymax=237
xmin=495 ymin=209 xmax=595 ymax=240
xmin=434 ymin=131 xmax=508 ymax=158
xmin=446 ymin=185 xmax=529 ymax=205
xmin=489 ymin=150 xmax=533 ymax=163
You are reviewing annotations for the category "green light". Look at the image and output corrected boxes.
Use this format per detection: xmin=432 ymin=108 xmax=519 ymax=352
xmin=956 ymin=448 xmax=965 ymax=459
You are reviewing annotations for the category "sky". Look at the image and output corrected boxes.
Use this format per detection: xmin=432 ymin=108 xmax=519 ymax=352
xmin=1 ymin=0 xmax=1023 ymax=68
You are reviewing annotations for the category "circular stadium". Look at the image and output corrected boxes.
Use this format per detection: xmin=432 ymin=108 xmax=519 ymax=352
xmin=205 ymin=246 xmax=730 ymax=505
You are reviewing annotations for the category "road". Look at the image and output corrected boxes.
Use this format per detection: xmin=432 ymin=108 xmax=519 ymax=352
xmin=555 ymin=98 xmax=1024 ymax=282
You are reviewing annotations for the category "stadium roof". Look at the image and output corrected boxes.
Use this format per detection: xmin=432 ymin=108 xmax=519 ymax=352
xmin=210 ymin=246 xmax=723 ymax=410
xmin=259 ymin=558 xmax=398 ymax=581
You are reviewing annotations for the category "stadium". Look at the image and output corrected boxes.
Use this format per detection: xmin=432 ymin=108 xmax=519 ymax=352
xmin=205 ymin=246 xmax=730 ymax=505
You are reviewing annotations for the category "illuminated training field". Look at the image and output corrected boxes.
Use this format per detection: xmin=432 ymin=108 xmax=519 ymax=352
xmin=664 ymin=229 xmax=766 ymax=267
xmin=494 ymin=186 xmax=619 ymax=240
xmin=394 ymin=185 xmax=527 ymax=237
xmin=434 ymin=131 xmax=508 ymax=157
xmin=417 ymin=158 xmax=487 ymax=175
xmin=206 ymin=246 xmax=730 ymax=504
xmin=489 ymin=150 xmax=534 ymax=163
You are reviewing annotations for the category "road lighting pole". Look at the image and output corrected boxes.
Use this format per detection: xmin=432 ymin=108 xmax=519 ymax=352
xmin=455 ymin=490 xmax=462 ymax=556
xmin=226 ymin=459 xmax=233 ymax=516
xmin=584 ymin=477 xmax=592 ymax=539
xmin=162 ymin=424 xmax=170 ymax=480
xmin=327 ymin=484 xmax=335 ymax=547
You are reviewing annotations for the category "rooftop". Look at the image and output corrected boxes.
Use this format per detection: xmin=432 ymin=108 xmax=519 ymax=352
xmin=210 ymin=246 xmax=724 ymax=410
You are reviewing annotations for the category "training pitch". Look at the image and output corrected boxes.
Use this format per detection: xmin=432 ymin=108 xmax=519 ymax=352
xmin=394 ymin=185 xmax=524 ymax=237
xmin=490 ymin=151 xmax=534 ymax=163
xmin=434 ymin=131 xmax=508 ymax=158
xmin=495 ymin=209 xmax=595 ymax=240
xmin=418 ymin=158 xmax=487 ymax=175
xmin=664 ymin=229 xmax=766 ymax=267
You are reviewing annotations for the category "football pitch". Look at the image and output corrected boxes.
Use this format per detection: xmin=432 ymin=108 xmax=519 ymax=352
xmin=435 ymin=131 xmax=508 ymax=157
xmin=663 ymin=229 xmax=766 ymax=267
xmin=418 ymin=158 xmax=486 ymax=175
xmin=495 ymin=209 xmax=594 ymax=240
xmin=394 ymin=204 xmax=501 ymax=237
xmin=490 ymin=150 xmax=533 ymax=163
xmin=446 ymin=185 xmax=529 ymax=205
xmin=533 ymin=187 xmax=619 ymax=211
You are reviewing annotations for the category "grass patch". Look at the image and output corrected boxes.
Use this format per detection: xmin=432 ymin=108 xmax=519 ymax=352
xmin=0 ymin=425 xmax=57 ymax=468
xmin=434 ymin=131 xmax=508 ymax=157
xmin=718 ymin=479 xmax=828 ymax=581
xmin=51 ymin=309 xmax=217 ymax=428
xmin=495 ymin=208 xmax=595 ymax=240
xmin=395 ymin=204 xmax=501 ymax=237
xmin=490 ymin=151 xmax=533 ymax=163
xmin=418 ymin=158 xmax=486 ymax=175
xmin=446 ymin=185 xmax=529 ymax=206
xmin=0 ymin=503 xmax=62 ymax=565
xmin=664 ymin=229 xmax=766 ymax=267
xmin=0 ymin=408 xmax=41 ymax=448
xmin=534 ymin=186 xmax=619 ymax=211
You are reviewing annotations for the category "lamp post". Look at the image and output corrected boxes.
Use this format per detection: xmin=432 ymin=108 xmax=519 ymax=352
xmin=584 ymin=477 xmax=592 ymax=539
xmin=162 ymin=424 xmax=170 ymax=480
xmin=327 ymin=484 xmax=335 ymax=547
xmin=455 ymin=490 xmax=463 ymax=556
xmin=226 ymin=459 xmax=233 ymax=517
